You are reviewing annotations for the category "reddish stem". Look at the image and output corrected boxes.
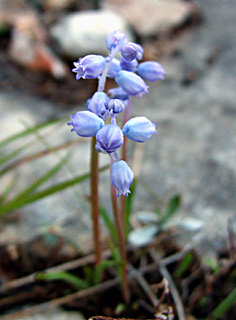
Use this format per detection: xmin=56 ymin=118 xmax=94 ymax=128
xmin=110 ymin=157 xmax=130 ymax=304
xmin=90 ymin=136 xmax=101 ymax=265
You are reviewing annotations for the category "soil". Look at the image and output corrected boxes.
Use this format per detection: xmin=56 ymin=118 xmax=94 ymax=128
xmin=0 ymin=230 xmax=235 ymax=319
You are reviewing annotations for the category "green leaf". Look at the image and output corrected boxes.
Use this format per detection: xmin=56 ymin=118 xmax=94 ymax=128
xmin=0 ymin=141 xmax=34 ymax=168
xmin=0 ymin=118 xmax=64 ymax=149
xmin=83 ymin=266 xmax=95 ymax=286
xmin=0 ymin=173 xmax=19 ymax=204
xmin=124 ymin=178 xmax=137 ymax=237
xmin=0 ymin=164 xmax=109 ymax=215
xmin=210 ymin=287 xmax=236 ymax=319
xmin=36 ymin=271 xmax=88 ymax=290
xmin=166 ymin=194 xmax=181 ymax=217
xmin=100 ymin=206 xmax=118 ymax=245
xmin=174 ymin=251 xmax=193 ymax=278
xmin=14 ymin=154 xmax=70 ymax=199
xmin=94 ymin=260 xmax=117 ymax=285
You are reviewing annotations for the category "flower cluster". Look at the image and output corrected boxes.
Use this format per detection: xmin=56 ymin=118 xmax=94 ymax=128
xmin=68 ymin=30 xmax=165 ymax=197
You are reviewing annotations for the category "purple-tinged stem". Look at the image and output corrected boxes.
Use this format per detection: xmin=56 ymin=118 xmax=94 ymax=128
xmin=89 ymin=46 xmax=120 ymax=264
xmin=90 ymin=135 xmax=101 ymax=265
xmin=110 ymin=156 xmax=130 ymax=304
xmin=121 ymin=97 xmax=132 ymax=241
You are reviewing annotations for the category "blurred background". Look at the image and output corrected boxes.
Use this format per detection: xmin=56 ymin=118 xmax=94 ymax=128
xmin=0 ymin=0 xmax=236 ymax=317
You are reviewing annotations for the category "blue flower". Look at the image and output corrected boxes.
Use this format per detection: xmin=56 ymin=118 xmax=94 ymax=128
xmin=87 ymin=92 xmax=108 ymax=118
xmin=120 ymin=57 xmax=138 ymax=72
xmin=68 ymin=111 xmax=104 ymax=137
xmin=120 ymin=42 xmax=138 ymax=61
xmin=111 ymin=160 xmax=134 ymax=197
xmin=137 ymin=61 xmax=166 ymax=82
xmin=136 ymin=44 xmax=144 ymax=60
xmin=105 ymin=99 xmax=125 ymax=114
xmin=105 ymin=30 xmax=127 ymax=51
xmin=115 ymin=70 xmax=149 ymax=98
xmin=96 ymin=124 xmax=124 ymax=153
xmin=106 ymin=57 xmax=121 ymax=78
xmin=72 ymin=55 xmax=106 ymax=80
xmin=122 ymin=117 xmax=157 ymax=142
xmin=108 ymin=87 xmax=129 ymax=101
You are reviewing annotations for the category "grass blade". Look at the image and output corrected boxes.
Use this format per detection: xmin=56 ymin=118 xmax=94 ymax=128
xmin=100 ymin=206 xmax=118 ymax=245
xmin=36 ymin=271 xmax=88 ymax=290
xmin=0 ymin=164 xmax=109 ymax=215
xmin=210 ymin=287 xmax=236 ymax=319
xmin=0 ymin=118 xmax=64 ymax=149
xmin=124 ymin=178 xmax=137 ymax=237
xmin=14 ymin=154 xmax=70 ymax=199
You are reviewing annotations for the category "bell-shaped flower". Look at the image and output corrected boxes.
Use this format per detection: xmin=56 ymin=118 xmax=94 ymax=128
xmin=122 ymin=116 xmax=157 ymax=142
xmin=105 ymin=30 xmax=127 ymax=51
xmin=111 ymin=160 xmax=134 ymax=197
xmin=105 ymin=99 xmax=125 ymax=114
xmin=96 ymin=124 xmax=124 ymax=153
xmin=120 ymin=57 xmax=138 ymax=72
xmin=87 ymin=92 xmax=108 ymax=118
xmin=68 ymin=110 xmax=104 ymax=137
xmin=115 ymin=70 xmax=149 ymax=98
xmin=136 ymin=44 xmax=144 ymax=60
xmin=72 ymin=55 xmax=106 ymax=80
xmin=108 ymin=87 xmax=129 ymax=101
xmin=106 ymin=57 xmax=121 ymax=78
xmin=138 ymin=61 xmax=166 ymax=82
xmin=120 ymin=42 xmax=138 ymax=61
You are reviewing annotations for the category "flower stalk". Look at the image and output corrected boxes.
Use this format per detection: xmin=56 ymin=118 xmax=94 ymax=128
xmin=110 ymin=157 xmax=130 ymax=304
xmin=90 ymin=135 xmax=101 ymax=265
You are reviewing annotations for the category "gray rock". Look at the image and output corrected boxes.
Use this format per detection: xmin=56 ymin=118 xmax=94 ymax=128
xmin=130 ymin=0 xmax=236 ymax=253
xmin=50 ymin=10 xmax=134 ymax=58
xmin=102 ymin=0 xmax=199 ymax=37
xmin=1 ymin=0 xmax=236 ymax=257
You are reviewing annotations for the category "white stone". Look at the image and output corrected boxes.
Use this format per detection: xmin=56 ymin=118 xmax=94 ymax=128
xmin=102 ymin=0 xmax=198 ymax=36
xmin=50 ymin=10 xmax=134 ymax=58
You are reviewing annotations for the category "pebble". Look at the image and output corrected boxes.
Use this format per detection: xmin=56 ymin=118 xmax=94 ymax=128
xmin=102 ymin=0 xmax=199 ymax=37
xmin=50 ymin=10 xmax=134 ymax=58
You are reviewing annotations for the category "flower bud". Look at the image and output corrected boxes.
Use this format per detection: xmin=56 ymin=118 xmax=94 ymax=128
xmin=105 ymin=30 xmax=127 ymax=51
xmin=111 ymin=160 xmax=134 ymax=197
xmin=108 ymin=87 xmax=129 ymax=101
xmin=72 ymin=55 xmax=106 ymax=80
xmin=122 ymin=116 xmax=157 ymax=142
xmin=106 ymin=57 xmax=121 ymax=78
xmin=87 ymin=92 xmax=108 ymax=117
xmin=137 ymin=61 xmax=166 ymax=82
xmin=120 ymin=57 xmax=138 ymax=72
xmin=120 ymin=42 xmax=138 ymax=61
xmin=68 ymin=111 xmax=104 ymax=137
xmin=115 ymin=70 xmax=149 ymax=98
xmin=96 ymin=124 xmax=124 ymax=153
xmin=136 ymin=44 xmax=144 ymax=60
xmin=106 ymin=99 xmax=125 ymax=114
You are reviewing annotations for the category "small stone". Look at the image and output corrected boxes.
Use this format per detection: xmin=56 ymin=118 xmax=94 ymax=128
xmin=50 ymin=10 xmax=134 ymax=58
xmin=102 ymin=0 xmax=199 ymax=37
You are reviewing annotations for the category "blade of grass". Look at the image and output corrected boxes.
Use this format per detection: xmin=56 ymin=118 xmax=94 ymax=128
xmin=209 ymin=287 xmax=236 ymax=319
xmin=13 ymin=154 xmax=70 ymax=199
xmin=0 ymin=141 xmax=35 ymax=167
xmin=36 ymin=271 xmax=89 ymax=290
xmin=100 ymin=206 xmax=118 ymax=245
xmin=94 ymin=260 xmax=118 ymax=285
xmin=124 ymin=178 xmax=137 ymax=237
xmin=174 ymin=251 xmax=194 ymax=278
xmin=0 ymin=164 xmax=109 ymax=215
xmin=0 ymin=173 xmax=19 ymax=203
xmin=0 ymin=118 xmax=64 ymax=149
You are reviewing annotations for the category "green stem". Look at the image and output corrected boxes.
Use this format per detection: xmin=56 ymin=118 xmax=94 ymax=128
xmin=90 ymin=136 xmax=101 ymax=265
xmin=110 ymin=157 xmax=130 ymax=304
